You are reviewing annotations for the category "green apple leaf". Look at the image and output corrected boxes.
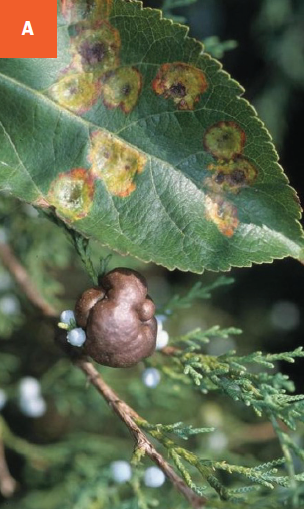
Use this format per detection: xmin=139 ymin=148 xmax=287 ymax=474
xmin=0 ymin=0 xmax=303 ymax=272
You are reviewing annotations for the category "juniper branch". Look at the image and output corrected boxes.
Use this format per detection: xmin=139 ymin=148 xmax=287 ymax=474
xmin=0 ymin=242 xmax=57 ymax=317
xmin=0 ymin=435 xmax=17 ymax=498
xmin=76 ymin=359 xmax=207 ymax=509
xmin=0 ymin=242 xmax=206 ymax=508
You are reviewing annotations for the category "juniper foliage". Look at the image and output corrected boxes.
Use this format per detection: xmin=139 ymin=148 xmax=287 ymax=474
xmin=0 ymin=205 xmax=304 ymax=507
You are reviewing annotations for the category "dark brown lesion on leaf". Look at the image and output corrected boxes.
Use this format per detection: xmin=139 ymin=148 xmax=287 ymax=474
xmin=71 ymin=23 xmax=121 ymax=75
xmin=48 ymin=12 xmax=122 ymax=115
xmin=152 ymin=62 xmax=208 ymax=110
xmin=214 ymin=172 xmax=225 ymax=185
xmin=202 ymin=121 xmax=258 ymax=240
xmin=52 ymin=3 xmax=145 ymax=117
xmin=203 ymin=128 xmax=258 ymax=236
xmin=206 ymin=156 xmax=258 ymax=195
xmin=230 ymin=168 xmax=246 ymax=185
xmin=169 ymin=82 xmax=187 ymax=98
xmin=121 ymin=83 xmax=132 ymax=96
xmin=215 ymin=168 xmax=246 ymax=187
xmin=78 ymin=40 xmax=107 ymax=66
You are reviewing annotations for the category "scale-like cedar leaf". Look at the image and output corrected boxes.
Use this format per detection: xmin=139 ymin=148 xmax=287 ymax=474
xmin=0 ymin=0 xmax=303 ymax=272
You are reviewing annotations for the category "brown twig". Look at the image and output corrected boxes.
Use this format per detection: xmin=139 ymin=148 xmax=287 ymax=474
xmin=76 ymin=359 xmax=207 ymax=509
xmin=0 ymin=437 xmax=17 ymax=498
xmin=162 ymin=345 xmax=180 ymax=355
xmin=0 ymin=242 xmax=57 ymax=317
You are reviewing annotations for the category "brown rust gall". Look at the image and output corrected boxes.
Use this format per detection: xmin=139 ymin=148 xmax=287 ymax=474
xmin=203 ymin=121 xmax=246 ymax=160
xmin=75 ymin=268 xmax=157 ymax=368
xmin=101 ymin=66 xmax=142 ymax=113
xmin=89 ymin=130 xmax=147 ymax=197
xmin=75 ymin=287 xmax=105 ymax=329
xmin=152 ymin=62 xmax=208 ymax=110
xmin=47 ymin=168 xmax=94 ymax=221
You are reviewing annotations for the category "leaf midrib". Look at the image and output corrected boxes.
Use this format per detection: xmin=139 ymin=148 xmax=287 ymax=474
xmin=0 ymin=71 xmax=197 ymax=189
xmin=0 ymin=70 xmax=202 ymax=265
xmin=0 ymin=70 xmax=303 ymax=264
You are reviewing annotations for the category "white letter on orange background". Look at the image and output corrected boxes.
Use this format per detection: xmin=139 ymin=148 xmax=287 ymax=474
xmin=22 ymin=21 xmax=34 ymax=35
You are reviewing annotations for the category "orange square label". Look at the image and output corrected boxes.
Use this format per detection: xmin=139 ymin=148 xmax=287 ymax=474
xmin=0 ymin=0 xmax=57 ymax=58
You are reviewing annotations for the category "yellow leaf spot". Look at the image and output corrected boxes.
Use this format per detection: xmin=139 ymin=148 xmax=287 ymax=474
xmin=48 ymin=168 xmax=94 ymax=220
xmin=207 ymin=156 xmax=258 ymax=193
xmin=49 ymin=73 xmax=100 ymax=114
xmin=205 ymin=195 xmax=239 ymax=237
xmin=89 ymin=131 xmax=147 ymax=197
xmin=71 ymin=23 xmax=120 ymax=75
xmin=101 ymin=67 xmax=142 ymax=113
xmin=203 ymin=121 xmax=246 ymax=160
xmin=152 ymin=62 xmax=208 ymax=110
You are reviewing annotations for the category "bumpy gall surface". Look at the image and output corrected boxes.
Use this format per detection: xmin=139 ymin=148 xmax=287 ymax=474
xmin=74 ymin=268 xmax=157 ymax=367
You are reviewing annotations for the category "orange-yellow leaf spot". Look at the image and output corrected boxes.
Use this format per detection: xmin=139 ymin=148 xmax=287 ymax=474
xmin=101 ymin=67 xmax=142 ymax=113
xmin=205 ymin=195 xmax=239 ymax=237
xmin=48 ymin=168 xmax=94 ymax=220
xmin=207 ymin=156 xmax=258 ymax=193
xmin=89 ymin=131 xmax=147 ymax=197
xmin=203 ymin=121 xmax=246 ymax=160
xmin=49 ymin=73 xmax=100 ymax=114
xmin=152 ymin=62 xmax=208 ymax=110
xmin=72 ymin=23 xmax=120 ymax=75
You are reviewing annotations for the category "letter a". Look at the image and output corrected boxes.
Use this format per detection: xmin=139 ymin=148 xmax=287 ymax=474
xmin=22 ymin=21 xmax=34 ymax=35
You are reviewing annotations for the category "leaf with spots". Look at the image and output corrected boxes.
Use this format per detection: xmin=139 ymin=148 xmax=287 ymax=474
xmin=0 ymin=0 xmax=303 ymax=272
